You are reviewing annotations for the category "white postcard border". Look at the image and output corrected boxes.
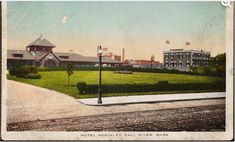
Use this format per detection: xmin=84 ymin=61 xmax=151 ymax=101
xmin=1 ymin=1 xmax=233 ymax=140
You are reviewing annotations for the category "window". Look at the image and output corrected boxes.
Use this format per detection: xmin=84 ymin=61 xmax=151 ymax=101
xmin=176 ymin=53 xmax=179 ymax=59
xmin=59 ymin=56 xmax=69 ymax=59
xmin=165 ymin=62 xmax=169 ymax=66
xmin=178 ymin=61 xmax=182 ymax=67
xmin=12 ymin=54 xmax=23 ymax=57
xmin=186 ymin=53 xmax=191 ymax=59
xmin=165 ymin=55 xmax=168 ymax=59
xmin=186 ymin=61 xmax=190 ymax=67
xmin=179 ymin=53 xmax=183 ymax=59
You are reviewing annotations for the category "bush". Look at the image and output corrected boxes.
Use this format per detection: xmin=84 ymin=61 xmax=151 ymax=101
xmin=26 ymin=73 xmax=41 ymax=79
xmin=114 ymin=71 xmax=133 ymax=74
xmin=77 ymin=81 xmax=225 ymax=95
xmin=9 ymin=68 xmax=17 ymax=76
xmin=9 ymin=65 xmax=39 ymax=78
xmin=77 ymin=82 xmax=87 ymax=94
xmin=158 ymin=81 xmax=168 ymax=85
xmin=157 ymin=81 xmax=169 ymax=88
xmin=38 ymin=67 xmax=47 ymax=71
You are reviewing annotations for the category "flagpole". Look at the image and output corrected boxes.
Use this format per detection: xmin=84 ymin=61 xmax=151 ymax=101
xmin=165 ymin=42 xmax=167 ymax=51
xmin=165 ymin=40 xmax=170 ymax=51
xmin=185 ymin=42 xmax=190 ymax=51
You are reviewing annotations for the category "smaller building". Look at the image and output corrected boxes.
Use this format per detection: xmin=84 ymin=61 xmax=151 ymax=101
xmin=114 ymin=55 xmax=121 ymax=62
xmin=102 ymin=51 xmax=122 ymax=62
xmin=163 ymin=49 xmax=211 ymax=71
xmin=124 ymin=59 xmax=162 ymax=69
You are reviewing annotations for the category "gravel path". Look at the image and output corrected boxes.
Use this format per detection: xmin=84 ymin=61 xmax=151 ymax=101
xmin=7 ymin=80 xmax=225 ymax=125
xmin=7 ymin=104 xmax=225 ymax=131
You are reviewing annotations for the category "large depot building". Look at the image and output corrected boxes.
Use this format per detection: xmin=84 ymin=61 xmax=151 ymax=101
xmin=7 ymin=35 xmax=122 ymax=69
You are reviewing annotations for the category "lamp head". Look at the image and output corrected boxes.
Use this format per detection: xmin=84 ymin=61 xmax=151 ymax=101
xmin=98 ymin=46 xmax=103 ymax=54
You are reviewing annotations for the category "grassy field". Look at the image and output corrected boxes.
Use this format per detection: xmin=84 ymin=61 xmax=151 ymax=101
xmin=7 ymin=71 xmax=225 ymax=98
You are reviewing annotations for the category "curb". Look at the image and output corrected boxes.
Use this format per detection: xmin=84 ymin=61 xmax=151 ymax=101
xmin=77 ymin=93 xmax=225 ymax=106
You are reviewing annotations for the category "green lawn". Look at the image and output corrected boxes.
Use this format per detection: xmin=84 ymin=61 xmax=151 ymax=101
xmin=7 ymin=71 xmax=225 ymax=98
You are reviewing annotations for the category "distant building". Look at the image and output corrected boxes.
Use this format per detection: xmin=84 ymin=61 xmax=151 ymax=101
xmin=103 ymin=52 xmax=113 ymax=58
xmin=163 ymin=49 xmax=211 ymax=71
xmin=102 ymin=52 xmax=122 ymax=62
xmin=7 ymin=35 xmax=122 ymax=69
xmin=124 ymin=59 xmax=162 ymax=69
xmin=123 ymin=59 xmax=135 ymax=65
xmin=134 ymin=60 xmax=162 ymax=68
xmin=97 ymin=47 xmax=123 ymax=62
xmin=114 ymin=55 xmax=121 ymax=62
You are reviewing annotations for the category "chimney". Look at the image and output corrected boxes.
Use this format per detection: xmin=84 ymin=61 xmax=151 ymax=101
xmin=122 ymin=48 xmax=125 ymax=62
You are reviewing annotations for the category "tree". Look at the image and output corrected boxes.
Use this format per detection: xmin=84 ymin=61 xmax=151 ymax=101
xmin=67 ymin=62 xmax=74 ymax=86
xmin=190 ymin=53 xmax=225 ymax=76
xmin=209 ymin=53 xmax=226 ymax=76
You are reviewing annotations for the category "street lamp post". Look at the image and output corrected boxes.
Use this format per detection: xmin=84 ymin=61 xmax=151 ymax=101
xmin=97 ymin=46 xmax=103 ymax=104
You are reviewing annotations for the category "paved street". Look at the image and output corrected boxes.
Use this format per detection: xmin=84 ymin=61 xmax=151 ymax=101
xmin=8 ymin=104 xmax=225 ymax=131
xmin=6 ymin=80 xmax=225 ymax=131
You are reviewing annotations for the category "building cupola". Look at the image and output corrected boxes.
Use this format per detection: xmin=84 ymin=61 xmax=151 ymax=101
xmin=26 ymin=34 xmax=55 ymax=51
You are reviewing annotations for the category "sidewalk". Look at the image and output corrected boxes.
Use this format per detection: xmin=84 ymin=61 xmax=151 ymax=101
xmin=78 ymin=92 xmax=225 ymax=106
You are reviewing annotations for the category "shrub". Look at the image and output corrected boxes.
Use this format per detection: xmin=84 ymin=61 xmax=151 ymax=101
xmin=157 ymin=81 xmax=169 ymax=88
xmin=77 ymin=82 xmax=87 ymax=94
xmin=38 ymin=67 xmax=47 ymax=71
xmin=9 ymin=65 xmax=39 ymax=78
xmin=9 ymin=68 xmax=17 ymax=76
xmin=77 ymin=81 xmax=225 ymax=95
xmin=212 ymin=80 xmax=225 ymax=88
xmin=158 ymin=81 xmax=168 ymax=85
xmin=26 ymin=73 xmax=41 ymax=79
xmin=114 ymin=71 xmax=133 ymax=74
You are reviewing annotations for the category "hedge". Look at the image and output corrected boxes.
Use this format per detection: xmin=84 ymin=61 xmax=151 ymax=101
xmin=26 ymin=73 xmax=41 ymax=79
xmin=77 ymin=81 xmax=225 ymax=95
xmin=114 ymin=71 xmax=133 ymax=74
xmin=39 ymin=66 xmax=221 ymax=77
xmin=9 ymin=65 xmax=38 ymax=78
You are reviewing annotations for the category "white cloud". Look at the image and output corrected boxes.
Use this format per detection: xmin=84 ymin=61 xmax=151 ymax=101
xmin=61 ymin=16 xmax=68 ymax=23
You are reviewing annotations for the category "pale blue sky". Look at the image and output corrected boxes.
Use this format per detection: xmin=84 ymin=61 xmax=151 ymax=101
xmin=8 ymin=1 xmax=226 ymax=61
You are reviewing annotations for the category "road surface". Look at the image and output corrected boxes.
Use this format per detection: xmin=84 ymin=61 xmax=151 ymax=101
xmin=8 ymin=104 xmax=225 ymax=131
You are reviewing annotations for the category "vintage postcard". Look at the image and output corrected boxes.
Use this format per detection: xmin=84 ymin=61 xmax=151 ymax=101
xmin=1 ymin=1 xmax=234 ymax=140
